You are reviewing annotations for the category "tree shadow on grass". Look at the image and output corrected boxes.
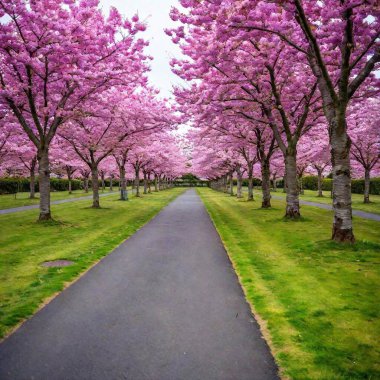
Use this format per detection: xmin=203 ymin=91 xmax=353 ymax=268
xmin=36 ymin=219 xmax=79 ymax=228
xmin=82 ymin=206 xmax=112 ymax=210
xmin=281 ymin=216 xmax=312 ymax=223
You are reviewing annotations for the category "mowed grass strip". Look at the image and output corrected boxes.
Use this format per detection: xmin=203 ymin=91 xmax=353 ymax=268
xmin=0 ymin=188 xmax=116 ymax=210
xmin=0 ymin=188 xmax=185 ymax=339
xmin=265 ymin=188 xmax=380 ymax=215
xmin=198 ymin=188 xmax=380 ymax=380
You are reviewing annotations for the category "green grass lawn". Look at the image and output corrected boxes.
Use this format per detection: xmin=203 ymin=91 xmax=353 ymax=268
xmin=198 ymin=188 xmax=380 ymax=380
xmin=0 ymin=188 xmax=185 ymax=339
xmin=270 ymin=188 xmax=380 ymax=215
xmin=0 ymin=187 xmax=123 ymax=210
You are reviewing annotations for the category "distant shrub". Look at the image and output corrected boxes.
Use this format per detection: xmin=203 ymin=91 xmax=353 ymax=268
xmin=280 ymin=175 xmax=379 ymax=195
xmin=0 ymin=177 xmax=82 ymax=194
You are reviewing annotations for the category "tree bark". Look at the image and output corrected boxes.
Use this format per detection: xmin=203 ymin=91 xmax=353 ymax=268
xmin=110 ymin=177 xmax=113 ymax=192
xmin=84 ymin=178 xmax=89 ymax=193
xmin=135 ymin=170 xmax=140 ymax=197
xmin=91 ymin=166 xmax=100 ymax=208
xmin=236 ymin=166 xmax=243 ymax=199
xmin=285 ymin=153 xmax=300 ymax=218
xmin=119 ymin=167 xmax=128 ymax=201
xmin=68 ymin=174 xmax=72 ymax=195
xmin=261 ymin=161 xmax=271 ymax=208
xmin=229 ymin=172 xmax=234 ymax=196
xmin=317 ymin=169 xmax=323 ymax=197
xmin=37 ymin=148 xmax=51 ymax=220
xmin=148 ymin=173 xmax=152 ymax=193
xmin=272 ymin=178 xmax=277 ymax=192
xmin=330 ymin=127 xmax=354 ymax=242
xmin=143 ymin=172 xmax=148 ymax=194
xmin=154 ymin=175 xmax=158 ymax=192
xmin=364 ymin=169 xmax=370 ymax=204
xmin=247 ymin=167 xmax=254 ymax=201
xmin=101 ymin=175 xmax=105 ymax=192
xmin=308 ymin=54 xmax=355 ymax=242
xmin=299 ymin=176 xmax=304 ymax=195
xmin=29 ymin=157 xmax=36 ymax=199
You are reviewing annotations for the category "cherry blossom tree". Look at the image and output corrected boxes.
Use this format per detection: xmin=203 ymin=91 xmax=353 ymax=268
xmin=224 ymin=0 xmax=379 ymax=241
xmin=348 ymin=98 xmax=380 ymax=203
xmin=0 ymin=0 xmax=149 ymax=219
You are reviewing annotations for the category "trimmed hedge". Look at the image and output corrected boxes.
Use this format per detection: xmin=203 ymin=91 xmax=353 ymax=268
xmin=233 ymin=178 xmax=262 ymax=186
xmin=295 ymin=176 xmax=380 ymax=195
xmin=0 ymin=177 xmax=82 ymax=194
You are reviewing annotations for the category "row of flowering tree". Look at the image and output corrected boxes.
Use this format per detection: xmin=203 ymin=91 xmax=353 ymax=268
xmin=168 ymin=0 xmax=379 ymax=243
xmin=0 ymin=0 xmax=186 ymax=219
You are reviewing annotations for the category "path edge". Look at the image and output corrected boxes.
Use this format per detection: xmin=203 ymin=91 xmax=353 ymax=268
xmin=0 ymin=188 xmax=186 ymax=344
xmin=196 ymin=188 xmax=286 ymax=380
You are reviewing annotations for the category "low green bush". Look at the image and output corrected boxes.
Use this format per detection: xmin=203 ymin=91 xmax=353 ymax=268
xmin=0 ymin=177 xmax=82 ymax=194
xmin=288 ymin=176 xmax=379 ymax=195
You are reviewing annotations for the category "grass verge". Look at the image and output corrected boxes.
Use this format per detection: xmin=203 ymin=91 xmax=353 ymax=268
xmin=0 ymin=188 xmax=118 ymax=210
xmin=0 ymin=188 xmax=185 ymax=339
xmin=267 ymin=188 xmax=379 ymax=215
xmin=198 ymin=187 xmax=380 ymax=380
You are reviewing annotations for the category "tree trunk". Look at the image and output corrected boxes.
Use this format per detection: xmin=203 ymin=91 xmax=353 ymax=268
xmin=285 ymin=153 xmax=300 ymax=218
xmin=236 ymin=167 xmax=243 ymax=199
xmin=148 ymin=173 xmax=152 ymax=193
xmin=135 ymin=171 xmax=140 ymax=197
xmin=110 ymin=177 xmax=113 ymax=192
xmin=283 ymin=173 xmax=287 ymax=193
xmin=29 ymin=158 xmax=36 ymax=199
xmin=68 ymin=174 xmax=72 ymax=195
xmin=143 ymin=172 xmax=147 ymax=194
xmin=330 ymin=128 xmax=354 ymax=242
xmin=317 ymin=169 xmax=323 ymax=197
xmin=364 ymin=169 xmax=370 ymax=204
xmin=91 ymin=166 xmax=100 ymax=208
xmin=119 ymin=167 xmax=128 ymax=201
xmin=247 ymin=167 xmax=254 ymax=201
xmin=154 ymin=175 xmax=158 ymax=192
xmin=299 ymin=176 xmax=304 ymax=195
xmin=101 ymin=175 xmax=105 ymax=192
xmin=272 ymin=178 xmax=277 ymax=192
xmin=261 ymin=161 xmax=271 ymax=208
xmin=229 ymin=172 xmax=234 ymax=196
xmin=37 ymin=148 xmax=51 ymax=220
xmin=84 ymin=178 xmax=89 ymax=193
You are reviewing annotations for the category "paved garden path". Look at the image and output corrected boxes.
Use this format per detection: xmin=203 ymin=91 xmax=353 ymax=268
xmin=0 ymin=189 xmax=278 ymax=380
xmin=270 ymin=195 xmax=380 ymax=221
xmin=0 ymin=192 xmax=115 ymax=215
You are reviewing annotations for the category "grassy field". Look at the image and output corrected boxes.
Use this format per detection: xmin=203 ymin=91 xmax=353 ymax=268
xmin=0 ymin=188 xmax=118 ymax=210
xmin=198 ymin=188 xmax=380 ymax=380
xmin=0 ymin=188 xmax=185 ymax=339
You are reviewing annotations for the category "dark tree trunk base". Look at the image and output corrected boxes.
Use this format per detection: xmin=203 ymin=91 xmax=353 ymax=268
xmin=363 ymin=197 xmax=370 ymax=204
xmin=92 ymin=205 xmax=101 ymax=209
xmin=285 ymin=208 xmax=301 ymax=219
xmin=38 ymin=212 xmax=52 ymax=221
xmin=332 ymin=225 xmax=355 ymax=243
xmin=261 ymin=200 xmax=271 ymax=208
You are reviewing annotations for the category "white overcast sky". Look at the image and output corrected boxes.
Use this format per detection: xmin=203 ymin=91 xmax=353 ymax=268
xmin=99 ymin=0 xmax=183 ymax=99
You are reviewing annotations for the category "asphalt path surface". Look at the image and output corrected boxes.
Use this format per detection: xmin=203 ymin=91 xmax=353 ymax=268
xmin=0 ymin=189 xmax=278 ymax=380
